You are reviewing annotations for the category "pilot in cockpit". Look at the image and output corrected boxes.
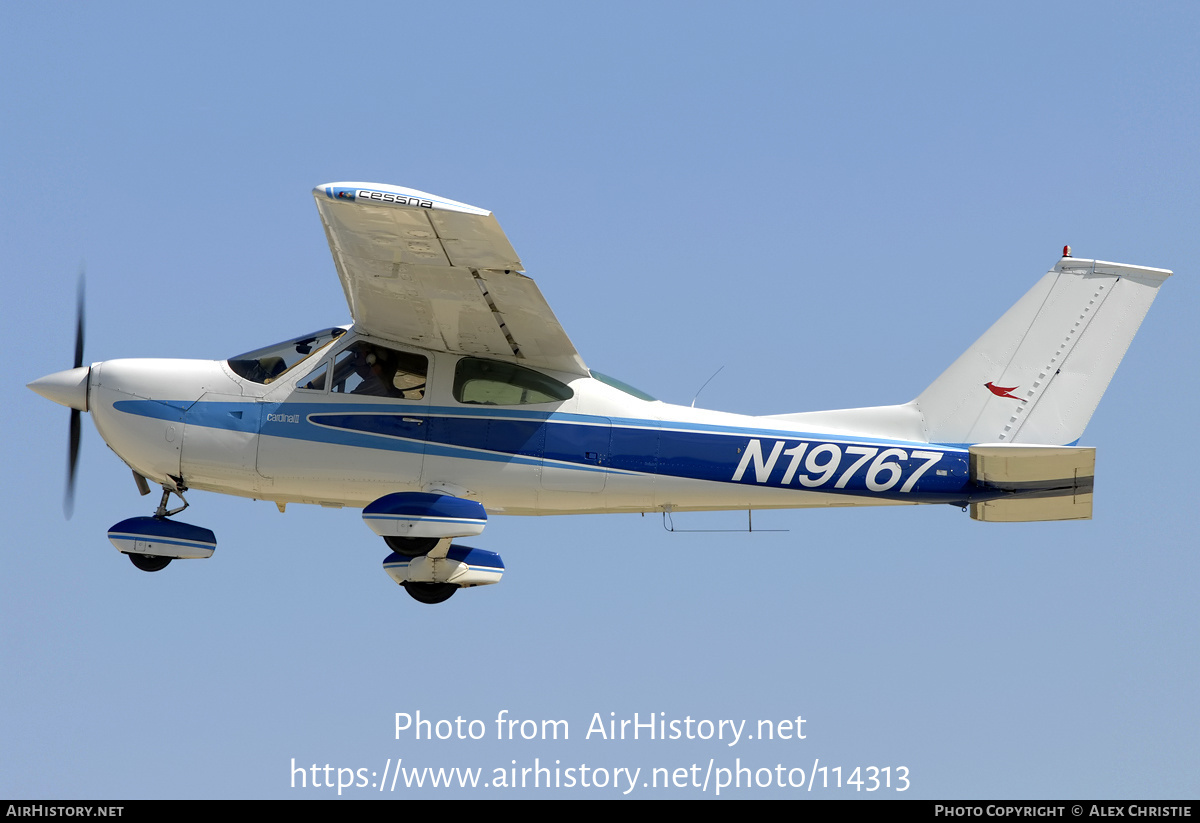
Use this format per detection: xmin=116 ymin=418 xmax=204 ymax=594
xmin=343 ymin=343 xmax=427 ymax=400
xmin=350 ymin=345 xmax=392 ymax=396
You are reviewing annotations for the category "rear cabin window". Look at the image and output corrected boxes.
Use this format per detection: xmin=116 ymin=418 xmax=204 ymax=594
xmin=590 ymin=369 xmax=657 ymax=401
xmin=453 ymin=358 xmax=573 ymax=406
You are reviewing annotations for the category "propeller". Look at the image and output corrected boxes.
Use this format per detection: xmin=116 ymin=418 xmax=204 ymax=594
xmin=65 ymin=272 xmax=85 ymax=518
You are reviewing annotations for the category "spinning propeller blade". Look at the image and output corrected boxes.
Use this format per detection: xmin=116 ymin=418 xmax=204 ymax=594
xmin=64 ymin=273 xmax=85 ymax=519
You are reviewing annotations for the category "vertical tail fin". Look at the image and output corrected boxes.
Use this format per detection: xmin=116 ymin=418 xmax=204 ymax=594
xmin=915 ymin=257 xmax=1171 ymax=446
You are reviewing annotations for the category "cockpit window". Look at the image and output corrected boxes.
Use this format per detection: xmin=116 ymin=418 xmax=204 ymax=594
xmin=454 ymin=358 xmax=573 ymax=405
xmin=329 ymin=342 xmax=428 ymax=399
xmin=227 ymin=328 xmax=346 ymax=384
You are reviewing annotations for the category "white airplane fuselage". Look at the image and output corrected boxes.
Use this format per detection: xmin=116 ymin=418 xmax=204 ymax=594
xmin=82 ymin=333 xmax=971 ymax=518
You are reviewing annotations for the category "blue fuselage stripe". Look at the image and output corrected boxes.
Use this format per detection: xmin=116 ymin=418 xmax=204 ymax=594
xmin=114 ymin=399 xmax=974 ymax=500
xmin=108 ymin=533 xmax=215 ymax=549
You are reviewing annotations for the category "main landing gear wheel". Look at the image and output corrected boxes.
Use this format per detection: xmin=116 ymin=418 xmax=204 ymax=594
xmin=403 ymin=582 xmax=458 ymax=604
xmin=384 ymin=535 xmax=440 ymax=557
xmin=129 ymin=554 xmax=171 ymax=572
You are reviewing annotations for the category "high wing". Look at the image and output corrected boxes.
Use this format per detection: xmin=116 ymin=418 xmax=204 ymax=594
xmin=313 ymin=182 xmax=587 ymax=375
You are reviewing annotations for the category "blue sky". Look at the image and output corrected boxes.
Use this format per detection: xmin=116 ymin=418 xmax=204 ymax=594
xmin=3 ymin=2 xmax=1198 ymax=798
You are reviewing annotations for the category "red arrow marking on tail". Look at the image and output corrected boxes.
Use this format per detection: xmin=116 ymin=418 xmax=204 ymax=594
xmin=985 ymin=381 xmax=1024 ymax=401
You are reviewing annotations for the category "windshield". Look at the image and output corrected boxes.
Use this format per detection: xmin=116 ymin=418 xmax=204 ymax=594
xmin=227 ymin=328 xmax=346 ymax=384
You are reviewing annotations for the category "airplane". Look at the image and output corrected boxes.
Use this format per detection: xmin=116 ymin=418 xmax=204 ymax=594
xmin=27 ymin=182 xmax=1173 ymax=604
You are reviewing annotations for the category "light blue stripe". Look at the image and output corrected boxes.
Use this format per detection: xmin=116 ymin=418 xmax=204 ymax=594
xmin=108 ymin=533 xmax=215 ymax=549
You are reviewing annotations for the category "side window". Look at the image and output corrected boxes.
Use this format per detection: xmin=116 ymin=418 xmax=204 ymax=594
xmin=329 ymin=342 xmax=428 ymax=400
xmin=453 ymin=358 xmax=573 ymax=406
xmin=298 ymin=360 xmax=329 ymax=392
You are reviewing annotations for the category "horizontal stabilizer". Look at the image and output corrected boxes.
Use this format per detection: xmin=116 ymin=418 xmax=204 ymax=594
xmin=968 ymin=443 xmax=1094 ymax=522
xmin=970 ymin=495 xmax=1093 ymax=522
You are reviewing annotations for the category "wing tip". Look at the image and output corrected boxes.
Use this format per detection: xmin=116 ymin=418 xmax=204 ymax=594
xmin=313 ymin=182 xmax=490 ymax=215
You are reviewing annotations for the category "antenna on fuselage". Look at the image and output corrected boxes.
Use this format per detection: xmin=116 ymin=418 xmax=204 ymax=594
xmin=690 ymin=364 xmax=725 ymax=408
xmin=661 ymin=509 xmax=787 ymax=533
